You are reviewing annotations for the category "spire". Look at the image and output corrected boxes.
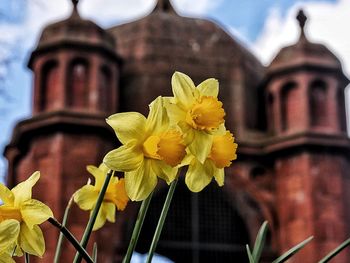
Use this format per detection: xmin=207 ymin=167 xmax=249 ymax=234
xmin=296 ymin=9 xmax=307 ymax=39
xmin=70 ymin=0 xmax=80 ymax=18
xmin=153 ymin=0 xmax=176 ymax=14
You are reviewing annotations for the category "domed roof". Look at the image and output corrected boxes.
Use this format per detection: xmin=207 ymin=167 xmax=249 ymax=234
xmin=268 ymin=10 xmax=342 ymax=73
xmin=35 ymin=0 xmax=114 ymax=52
xmin=108 ymin=0 xmax=265 ymax=133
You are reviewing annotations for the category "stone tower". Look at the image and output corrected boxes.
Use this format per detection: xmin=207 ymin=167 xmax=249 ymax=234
xmin=263 ymin=10 xmax=350 ymax=262
xmin=4 ymin=1 xmax=121 ymax=261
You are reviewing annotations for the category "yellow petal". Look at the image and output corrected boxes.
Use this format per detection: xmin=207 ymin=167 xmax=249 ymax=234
xmin=0 ymin=184 xmax=14 ymax=205
xmin=163 ymin=97 xmax=187 ymax=125
xmin=146 ymin=96 xmax=169 ymax=135
xmin=124 ymin=160 xmax=158 ymax=201
xmin=12 ymin=171 xmax=40 ymax=207
xmin=103 ymin=141 xmax=144 ymax=172
xmin=92 ymin=202 xmax=115 ymax=231
xmin=189 ymin=131 xmax=213 ymax=164
xmin=0 ymin=219 xmax=20 ymax=254
xmin=0 ymin=253 xmax=15 ymax=263
xmin=106 ymin=112 xmax=146 ymax=144
xmin=197 ymin=78 xmax=219 ymax=97
xmin=152 ymin=160 xmax=177 ymax=185
xmin=73 ymin=185 xmax=98 ymax=211
xmin=213 ymin=166 xmax=225 ymax=186
xmin=86 ymin=164 xmax=109 ymax=190
xmin=21 ymin=199 xmax=53 ymax=229
xmin=178 ymin=121 xmax=195 ymax=145
xmin=19 ymin=223 xmax=45 ymax=257
xmin=185 ymin=159 xmax=213 ymax=192
xmin=171 ymin=71 xmax=195 ymax=108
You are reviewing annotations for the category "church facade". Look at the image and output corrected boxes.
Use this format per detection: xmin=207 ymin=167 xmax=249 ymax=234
xmin=4 ymin=1 xmax=350 ymax=262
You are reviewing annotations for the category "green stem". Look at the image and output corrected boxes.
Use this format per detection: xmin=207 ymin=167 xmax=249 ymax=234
xmin=73 ymin=169 xmax=114 ymax=263
xmin=146 ymin=177 xmax=178 ymax=263
xmin=24 ymin=253 xmax=30 ymax=263
xmin=123 ymin=191 xmax=153 ymax=263
xmin=54 ymin=196 xmax=74 ymax=263
xmin=47 ymin=217 xmax=94 ymax=263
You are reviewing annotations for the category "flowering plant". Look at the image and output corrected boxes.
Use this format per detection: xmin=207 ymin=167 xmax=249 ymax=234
xmin=0 ymin=72 xmax=348 ymax=262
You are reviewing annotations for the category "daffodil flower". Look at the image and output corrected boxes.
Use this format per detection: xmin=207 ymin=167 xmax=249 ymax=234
xmin=185 ymin=130 xmax=237 ymax=192
xmin=103 ymin=96 xmax=186 ymax=201
xmin=0 ymin=172 xmax=53 ymax=258
xmin=165 ymin=71 xmax=226 ymax=163
xmin=74 ymin=163 xmax=129 ymax=231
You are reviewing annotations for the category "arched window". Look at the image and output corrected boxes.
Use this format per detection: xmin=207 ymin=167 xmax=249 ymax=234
xmin=40 ymin=60 xmax=59 ymax=111
xmin=281 ymin=82 xmax=298 ymax=131
xmin=99 ymin=66 xmax=112 ymax=112
xmin=135 ymin=182 xmax=250 ymax=263
xmin=337 ymin=89 xmax=347 ymax=132
xmin=67 ymin=58 xmax=89 ymax=108
xmin=309 ymin=79 xmax=328 ymax=127
xmin=267 ymin=92 xmax=274 ymax=133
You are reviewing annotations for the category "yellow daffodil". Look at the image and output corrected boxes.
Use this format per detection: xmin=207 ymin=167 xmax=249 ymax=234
xmin=185 ymin=130 xmax=237 ymax=192
xmin=74 ymin=163 xmax=129 ymax=231
xmin=103 ymin=96 xmax=186 ymax=201
xmin=0 ymin=172 xmax=53 ymax=258
xmin=165 ymin=71 xmax=226 ymax=164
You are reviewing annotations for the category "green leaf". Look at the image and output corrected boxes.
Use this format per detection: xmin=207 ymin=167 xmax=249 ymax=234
xmin=318 ymin=237 xmax=350 ymax=263
xmin=246 ymin=244 xmax=255 ymax=263
xmin=54 ymin=197 xmax=73 ymax=263
xmin=92 ymin=242 xmax=98 ymax=262
xmin=272 ymin=236 xmax=313 ymax=263
xmin=252 ymin=221 xmax=268 ymax=262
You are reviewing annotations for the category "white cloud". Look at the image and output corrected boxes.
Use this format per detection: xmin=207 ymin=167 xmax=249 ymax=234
xmin=253 ymin=0 xmax=350 ymax=78
xmin=173 ymin=0 xmax=223 ymax=16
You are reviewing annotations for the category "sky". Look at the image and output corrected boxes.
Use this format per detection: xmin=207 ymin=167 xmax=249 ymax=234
xmin=1 ymin=0 xmax=349 ymax=182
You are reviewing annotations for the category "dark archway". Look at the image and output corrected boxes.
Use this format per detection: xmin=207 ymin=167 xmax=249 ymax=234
xmin=135 ymin=181 xmax=250 ymax=263
xmin=40 ymin=60 xmax=59 ymax=111
xmin=309 ymin=79 xmax=328 ymax=127
xmin=67 ymin=58 xmax=89 ymax=109
xmin=281 ymin=82 xmax=298 ymax=131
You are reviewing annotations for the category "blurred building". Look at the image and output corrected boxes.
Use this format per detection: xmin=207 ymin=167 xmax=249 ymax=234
xmin=4 ymin=0 xmax=350 ymax=262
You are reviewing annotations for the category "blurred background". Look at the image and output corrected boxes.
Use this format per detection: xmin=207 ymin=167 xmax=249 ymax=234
xmin=1 ymin=1 xmax=350 ymax=262
xmin=0 ymin=0 xmax=349 ymax=181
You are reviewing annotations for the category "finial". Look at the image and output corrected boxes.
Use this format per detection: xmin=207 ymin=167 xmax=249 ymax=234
xmin=153 ymin=0 xmax=176 ymax=14
xmin=296 ymin=9 xmax=307 ymax=38
xmin=70 ymin=0 xmax=80 ymax=17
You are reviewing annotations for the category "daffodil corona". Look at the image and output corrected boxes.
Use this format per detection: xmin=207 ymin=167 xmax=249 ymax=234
xmin=166 ymin=71 xmax=226 ymax=163
xmin=0 ymin=172 xmax=53 ymax=258
xmin=185 ymin=130 xmax=237 ymax=192
xmin=103 ymin=96 xmax=186 ymax=201
xmin=74 ymin=164 xmax=129 ymax=231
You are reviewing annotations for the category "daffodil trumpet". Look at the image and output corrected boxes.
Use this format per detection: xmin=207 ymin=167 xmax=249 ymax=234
xmin=73 ymin=170 xmax=114 ymax=263
xmin=122 ymin=191 xmax=153 ymax=263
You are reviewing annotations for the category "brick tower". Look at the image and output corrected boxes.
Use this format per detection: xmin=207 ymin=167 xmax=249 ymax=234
xmin=4 ymin=0 xmax=121 ymax=261
xmin=264 ymin=10 xmax=350 ymax=262
xmin=4 ymin=1 xmax=350 ymax=262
